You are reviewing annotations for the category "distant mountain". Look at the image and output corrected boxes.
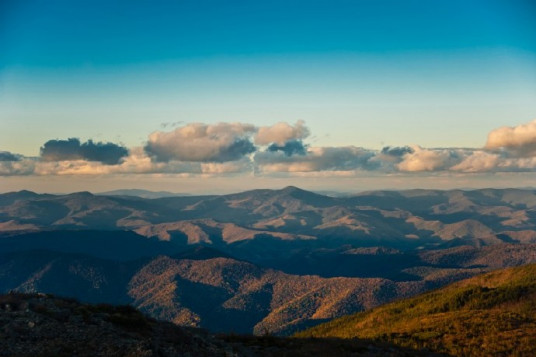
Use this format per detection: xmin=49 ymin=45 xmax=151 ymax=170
xmin=0 ymin=250 xmax=138 ymax=303
xmin=97 ymin=189 xmax=190 ymax=199
xmin=297 ymin=263 xmax=536 ymax=356
xmin=0 ymin=230 xmax=182 ymax=261
xmin=2 ymin=187 xmax=536 ymax=251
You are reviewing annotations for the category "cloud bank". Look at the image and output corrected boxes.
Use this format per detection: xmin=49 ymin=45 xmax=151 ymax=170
xmin=256 ymin=146 xmax=377 ymax=173
xmin=2 ymin=119 xmax=536 ymax=177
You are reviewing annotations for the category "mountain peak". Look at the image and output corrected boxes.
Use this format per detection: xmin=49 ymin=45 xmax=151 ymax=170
xmin=17 ymin=189 xmax=37 ymax=195
xmin=67 ymin=191 xmax=94 ymax=197
xmin=277 ymin=186 xmax=333 ymax=204
xmin=2 ymin=190 xmax=38 ymax=197
xmin=280 ymin=186 xmax=306 ymax=194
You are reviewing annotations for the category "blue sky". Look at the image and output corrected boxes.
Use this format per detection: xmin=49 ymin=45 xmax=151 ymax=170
xmin=1 ymin=0 xmax=536 ymax=193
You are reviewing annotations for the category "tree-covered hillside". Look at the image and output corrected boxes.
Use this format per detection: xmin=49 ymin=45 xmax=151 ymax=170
xmin=296 ymin=263 xmax=536 ymax=356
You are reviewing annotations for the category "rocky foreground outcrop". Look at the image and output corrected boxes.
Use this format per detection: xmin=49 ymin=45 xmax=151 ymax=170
xmin=0 ymin=293 xmax=230 ymax=357
xmin=0 ymin=293 xmax=431 ymax=356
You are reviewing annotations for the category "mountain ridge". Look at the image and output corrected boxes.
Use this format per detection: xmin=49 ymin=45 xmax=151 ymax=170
xmin=2 ymin=187 xmax=536 ymax=250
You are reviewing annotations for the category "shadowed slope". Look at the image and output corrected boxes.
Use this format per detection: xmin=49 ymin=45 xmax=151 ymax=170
xmin=127 ymin=255 xmax=428 ymax=335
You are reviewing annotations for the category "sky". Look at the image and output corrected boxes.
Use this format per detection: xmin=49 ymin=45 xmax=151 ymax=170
xmin=1 ymin=0 xmax=536 ymax=194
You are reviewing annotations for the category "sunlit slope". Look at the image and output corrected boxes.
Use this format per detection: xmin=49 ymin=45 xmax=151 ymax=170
xmin=296 ymin=263 xmax=536 ymax=356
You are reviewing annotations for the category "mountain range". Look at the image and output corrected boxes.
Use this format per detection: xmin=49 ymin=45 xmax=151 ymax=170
xmin=1 ymin=187 xmax=536 ymax=334
xmin=2 ymin=187 xmax=536 ymax=249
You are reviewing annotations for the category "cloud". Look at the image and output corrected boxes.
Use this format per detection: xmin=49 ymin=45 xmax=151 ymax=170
xmin=450 ymin=151 xmax=501 ymax=173
xmin=0 ymin=151 xmax=21 ymax=162
xmin=0 ymin=146 xmax=253 ymax=177
xmin=503 ymin=157 xmax=536 ymax=171
xmin=381 ymin=146 xmax=414 ymax=157
xmin=144 ymin=122 xmax=256 ymax=162
xmin=4 ymin=119 xmax=536 ymax=178
xmin=485 ymin=119 xmax=536 ymax=157
xmin=255 ymin=120 xmax=310 ymax=146
xmin=0 ymin=158 xmax=36 ymax=176
xmin=160 ymin=121 xmax=183 ymax=129
xmin=375 ymin=146 xmax=415 ymax=171
xmin=256 ymin=146 xmax=377 ymax=173
xmin=452 ymin=152 xmax=536 ymax=173
xmin=28 ymin=147 xmax=201 ymax=175
xmin=200 ymin=158 xmax=253 ymax=174
xmin=40 ymin=138 xmax=129 ymax=165
xmin=397 ymin=146 xmax=464 ymax=172
xmin=267 ymin=139 xmax=307 ymax=156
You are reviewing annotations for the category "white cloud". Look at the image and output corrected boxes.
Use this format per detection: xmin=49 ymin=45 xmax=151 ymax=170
xmin=450 ymin=151 xmax=500 ymax=172
xmin=145 ymin=122 xmax=256 ymax=162
xmin=496 ymin=156 xmax=536 ymax=171
xmin=485 ymin=119 xmax=536 ymax=157
xmin=447 ymin=150 xmax=536 ymax=173
xmin=254 ymin=120 xmax=310 ymax=146
xmin=397 ymin=146 xmax=463 ymax=172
